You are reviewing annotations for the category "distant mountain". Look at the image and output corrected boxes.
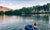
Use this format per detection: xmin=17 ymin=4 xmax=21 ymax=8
xmin=0 ymin=6 xmax=13 ymax=12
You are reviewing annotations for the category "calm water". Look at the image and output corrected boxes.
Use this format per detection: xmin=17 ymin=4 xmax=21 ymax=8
xmin=0 ymin=14 xmax=50 ymax=30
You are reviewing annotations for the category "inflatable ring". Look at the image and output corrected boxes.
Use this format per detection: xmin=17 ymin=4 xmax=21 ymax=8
xmin=25 ymin=25 xmax=38 ymax=30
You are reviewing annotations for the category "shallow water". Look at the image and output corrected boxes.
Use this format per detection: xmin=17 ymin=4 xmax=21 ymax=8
xmin=0 ymin=14 xmax=50 ymax=30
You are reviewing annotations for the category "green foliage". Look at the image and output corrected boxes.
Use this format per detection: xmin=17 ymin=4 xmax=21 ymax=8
xmin=0 ymin=11 xmax=4 ymax=15
xmin=5 ymin=10 xmax=14 ymax=15
xmin=43 ymin=5 xmax=49 ymax=11
xmin=0 ymin=3 xmax=50 ymax=16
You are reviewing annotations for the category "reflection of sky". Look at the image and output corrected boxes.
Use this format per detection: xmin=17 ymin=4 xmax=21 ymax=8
xmin=0 ymin=0 xmax=50 ymax=9
xmin=0 ymin=15 xmax=50 ymax=30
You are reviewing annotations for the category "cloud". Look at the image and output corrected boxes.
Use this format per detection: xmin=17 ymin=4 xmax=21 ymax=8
xmin=0 ymin=1 xmax=5 ymax=3
xmin=47 ymin=1 xmax=50 ymax=3
xmin=38 ymin=1 xmax=50 ymax=6
xmin=9 ymin=3 xmax=13 ymax=6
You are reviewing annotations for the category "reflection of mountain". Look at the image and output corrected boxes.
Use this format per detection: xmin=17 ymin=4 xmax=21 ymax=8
xmin=0 ymin=6 xmax=13 ymax=12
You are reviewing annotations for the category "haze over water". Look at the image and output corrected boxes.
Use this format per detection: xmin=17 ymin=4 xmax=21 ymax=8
xmin=0 ymin=14 xmax=50 ymax=30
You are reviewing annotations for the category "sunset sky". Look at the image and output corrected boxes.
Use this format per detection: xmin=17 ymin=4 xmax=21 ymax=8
xmin=0 ymin=0 xmax=50 ymax=9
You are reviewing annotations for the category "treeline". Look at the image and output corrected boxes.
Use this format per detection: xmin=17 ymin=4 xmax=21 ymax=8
xmin=0 ymin=3 xmax=50 ymax=16
xmin=0 ymin=11 xmax=4 ymax=16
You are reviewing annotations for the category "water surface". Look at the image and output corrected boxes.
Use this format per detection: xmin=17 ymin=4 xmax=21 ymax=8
xmin=0 ymin=14 xmax=50 ymax=30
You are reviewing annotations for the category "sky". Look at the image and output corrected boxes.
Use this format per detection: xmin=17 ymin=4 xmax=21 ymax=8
xmin=0 ymin=0 xmax=50 ymax=10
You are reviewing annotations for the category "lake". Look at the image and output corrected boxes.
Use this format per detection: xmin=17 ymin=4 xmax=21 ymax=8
xmin=0 ymin=14 xmax=50 ymax=30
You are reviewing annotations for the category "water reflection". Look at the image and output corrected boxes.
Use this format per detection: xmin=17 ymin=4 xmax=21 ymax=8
xmin=0 ymin=14 xmax=50 ymax=30
xmin=49 ymin=16 xmax=50 ymax=24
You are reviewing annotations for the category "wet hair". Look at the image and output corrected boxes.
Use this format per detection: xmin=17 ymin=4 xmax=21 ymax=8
xmin=34 ymin=23 xmax=37 ymax=26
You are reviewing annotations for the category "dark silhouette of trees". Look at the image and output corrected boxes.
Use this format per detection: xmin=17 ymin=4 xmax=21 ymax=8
xmin=0 ymin=3 xmax=50 ymax=16
xmin=5 ymin=10 xmax=13 ymax=15
xmin=43 ymin=5 xmax=49 ymax=11
xmin=0 ymin=11 xmax=4 ymax=15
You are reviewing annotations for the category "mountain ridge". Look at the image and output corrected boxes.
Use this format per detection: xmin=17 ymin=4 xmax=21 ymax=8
xmin=0 ymin=6 xmax=13 ymax=12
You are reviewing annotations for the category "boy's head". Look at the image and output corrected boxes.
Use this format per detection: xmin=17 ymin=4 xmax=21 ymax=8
xmin=34 ymin=23 xmax=37 ymax=26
